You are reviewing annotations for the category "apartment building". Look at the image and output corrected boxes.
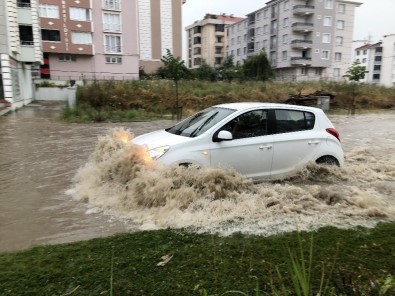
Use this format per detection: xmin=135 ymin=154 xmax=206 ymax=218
xmin=0 ymin=0 xmax=42 ymax=110
xmin=353 ymin=34 xmax=395 ymax=87
xmin=227 ymin=0 xmax=362 ymax=81
xmin=37 ymin=0 xmax=185 ymax=81
xmin=185 ymin=13 xmax=244 ymax=69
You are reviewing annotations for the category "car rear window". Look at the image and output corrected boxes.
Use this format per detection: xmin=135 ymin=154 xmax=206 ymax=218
xmin=274 ymin=109 xmax=315 ymax=133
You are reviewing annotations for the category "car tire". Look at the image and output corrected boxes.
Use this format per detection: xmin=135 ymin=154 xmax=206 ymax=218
xmin=316 ymin=156 xmax=340 ymax=166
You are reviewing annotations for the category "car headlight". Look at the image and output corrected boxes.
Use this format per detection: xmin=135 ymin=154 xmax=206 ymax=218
xmin=148 ymin=146 xmax=170 ymax=160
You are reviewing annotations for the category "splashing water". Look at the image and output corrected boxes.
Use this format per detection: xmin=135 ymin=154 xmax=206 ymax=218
xmin=71 ymin=127 xmax=395 ymax=236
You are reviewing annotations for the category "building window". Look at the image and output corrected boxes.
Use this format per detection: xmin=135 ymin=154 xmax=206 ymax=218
xmin=231 ymin=38 xmax=235 ymax=45
xmin=337 ymin=20 xmax=345 ymax=30
xmin=70 ymin=7 xmax=91 ymax=21
xmin=243 ymin=47 xmax=247 ymax=54
xmin=102 ymin=0 xmax=121 ymax=10
xmin=282 ymin=50 xmax=287 ymax=61
xmin=356 ymin=50 xmax=360 ymax=55
xmin=322 ymin=50 xmax=330 ymax=59
xmin=333 ymin=68 xmax=340 ymax=77
xmin=283 ymin=18 xmax=289 ymax=28
xmin=338 ymin=3 xmax=346 ymax=13
xmin=59 ymin=55 xmax=76 ymax=62
xmin=263 ymin=25 xmax=268 ymax=34
xmin=263 ymin=9 xmax=268 ymax=18
xmin=237 ymin=48 xmax=241 ymax=56
xmin=103 ymin=13 xmax=121 ymax=32
xmin=256 ymin=12 xmax=261 ymax=21
xmin=284 ymin=0 xmax=290 ymax=11
xmin=323 ymin=16 xmax=332 ymax=26
xmin=282 ymin=34 xmax=288 ymax=44
xmin=237 ymin=36 xmax=241 ymax=44
xmin=373 ymin=74 xmax=380 ymax=80
xmin=324 ymin=0 xmax=333 ymax=9
xmin=255 ymin=41 xmax=261 ymax=50
xmin=39 ymin=4 xmax=59 ymax=18
xmin=105 ymin=35 xmax=121 ymax=53
xmin=106 ymin=56 xmax=122 ymax=64
xmin=363 ymin=50 xmax=367 ymax=55
xmin=362 ymin=58 xmax=367 ymax=63
xmin=301 ymin=67 xmax=308 ymax=75
xmin=41 ymin=29 xmax=61 ymax=41
xmin=375 ymin=56 xmax=382 ymax=62
xmin=244 ymin=34 xmax=247 ymax=42
xmin=72 ymin=32 xmax=93 ymax=44
xmin=336 ymin=36 xmax=343 ymax=46
xmin=315 ymin=68 xmax=322 ymax=76
xmin=322 ymin=33 xmax=331 ymax=43
xmin=193 ymin=37 xmax=201 ymax=44
xmin=374 ymin=65 xmax=381 ymax=71
xmin=335 ymin=52 xmax=342 ymax=61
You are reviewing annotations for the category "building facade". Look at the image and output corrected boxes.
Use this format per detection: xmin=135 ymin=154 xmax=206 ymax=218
xmin=227 ymin=0 xmax=362 ymax=81
xmin=37 ymin=0 xmax=185 ymax=81
xmin=185 ymin=13 xmax=244 ymax=69
xmin=353 ymin=34 xmax=395 ymax=87
xmin=0 ymin=0 xmax=42 ymax=110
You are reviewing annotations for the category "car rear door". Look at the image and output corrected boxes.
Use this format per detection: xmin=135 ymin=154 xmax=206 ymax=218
xmin=209 ymin=109 xmax=274 ymax=180
xmin=270 ymin=109 xmax=322 ymax=178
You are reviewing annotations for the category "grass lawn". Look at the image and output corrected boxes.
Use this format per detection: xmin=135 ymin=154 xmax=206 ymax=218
xmin=1 ymin=223 xmax=394 ymax=295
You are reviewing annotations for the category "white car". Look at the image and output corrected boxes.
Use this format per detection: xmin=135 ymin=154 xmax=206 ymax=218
xmin=132 ymin=103 xmax=344 ymax=180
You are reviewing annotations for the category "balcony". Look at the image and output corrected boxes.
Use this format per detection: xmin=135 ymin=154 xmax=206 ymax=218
xmin=293 ymin=5 xmax=315 ymax=15
xmin=292 ymin=22 xmax=314 ymax=32
xmin=291 ymin=39 xmax=312 ymax=49
xmin=20 ymin=44 xmax=36 ymax=62
xmin=215 ymin=31 xmax=225 ymax=36
xmin=291 ymin=57 xmax=312 ymax=65
xmin=215 ymin=42 xmax=224 ymax=47
xmin=215 ymin=52 xmax=223 ymax=58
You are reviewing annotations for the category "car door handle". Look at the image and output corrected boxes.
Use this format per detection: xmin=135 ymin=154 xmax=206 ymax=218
xmin=308 ymin=140 xmax=320 ymax=145
xmin=259 ymin=145 xmax=273 ymax=150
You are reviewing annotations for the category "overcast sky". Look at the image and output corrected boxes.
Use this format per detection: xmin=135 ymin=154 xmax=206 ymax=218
xmin=182 ymin=0 xmax=395 ymax=43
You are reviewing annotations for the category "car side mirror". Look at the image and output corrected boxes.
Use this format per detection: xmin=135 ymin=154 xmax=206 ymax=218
xmin=215 ymin=130 xmax=233 ymax=142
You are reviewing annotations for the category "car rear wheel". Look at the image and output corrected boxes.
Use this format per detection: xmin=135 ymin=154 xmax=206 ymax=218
xmin=316 ymin=155 xmax=340 ymax=166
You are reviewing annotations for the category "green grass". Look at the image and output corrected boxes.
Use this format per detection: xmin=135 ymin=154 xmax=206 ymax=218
xmin=1 ymin=223 xmax=394 ymax=295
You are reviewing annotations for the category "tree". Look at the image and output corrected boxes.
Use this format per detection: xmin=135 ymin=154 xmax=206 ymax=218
xmin=219 ymin=55 xmax=241 ymax=83
xmin=158 ymin=49 xmax=189 ymax=120
xmin=344 ymin=61 xmax=368 ymax=115
xmin=194 ymin=60 xmax=218 ymax=81
xmin=344 ymin=61 xmax=368 ymax=82
xmin=242 ymin=50 xmax=275 ymax=81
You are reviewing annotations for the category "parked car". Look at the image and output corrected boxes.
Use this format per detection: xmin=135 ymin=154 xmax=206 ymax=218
xmin=285 ymin=91 xmax=336 ymax=107
xmin=132 ymin=103 xmax=344 ymax=181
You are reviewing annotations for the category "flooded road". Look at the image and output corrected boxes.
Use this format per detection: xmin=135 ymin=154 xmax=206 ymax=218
xmin=0 ymin=102 xmax=394 ymax=252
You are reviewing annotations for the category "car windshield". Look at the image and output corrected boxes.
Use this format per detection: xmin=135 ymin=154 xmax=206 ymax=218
xmin=166 ymin=107 xmax=236 ymax=137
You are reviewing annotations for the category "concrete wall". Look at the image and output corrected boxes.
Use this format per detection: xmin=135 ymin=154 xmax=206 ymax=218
xmin=34 ymin=86 xmax=75 ymax=101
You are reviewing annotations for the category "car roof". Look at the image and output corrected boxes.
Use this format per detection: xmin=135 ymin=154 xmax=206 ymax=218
xmin=214 ymin=102 xmax=320 ymax=112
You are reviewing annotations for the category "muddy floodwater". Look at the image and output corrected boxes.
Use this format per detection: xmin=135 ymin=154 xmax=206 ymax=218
xmin=0 ymin=102 xmax=394 ymax=252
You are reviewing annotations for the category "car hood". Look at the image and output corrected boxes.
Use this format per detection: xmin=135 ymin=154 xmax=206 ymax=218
xmin=132 ymin=130 xmax=192 ymax=150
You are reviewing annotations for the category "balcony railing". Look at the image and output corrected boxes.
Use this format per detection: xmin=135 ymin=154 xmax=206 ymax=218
xmin=292 ymin=22 xmax=314 ymax=31
xmin=21 ymin=40 xmax=34 ymax=46
xmin=293 ymin=5 xmax=315 ymax=15
xmin=291 ymin=39 xmax=313 ymax=48
xmin=291 ymin=57 xmax=312 ymax=65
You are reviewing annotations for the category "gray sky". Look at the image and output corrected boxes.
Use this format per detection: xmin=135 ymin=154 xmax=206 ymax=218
xmin=182 ymin=0 xmax=395 ymax=42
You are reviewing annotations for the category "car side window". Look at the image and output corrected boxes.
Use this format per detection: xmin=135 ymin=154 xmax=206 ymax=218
xmin=221 ymin=110 xmax=268 ymax=139
xmin=275 ymin=109 xmax=315 ymax=133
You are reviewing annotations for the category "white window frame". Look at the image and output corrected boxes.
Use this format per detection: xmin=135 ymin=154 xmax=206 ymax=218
xmin=104 ymin=34 xmax=122 ymax=53
xmin=335 ymin=52 xmax=342 ymax=61
xmin=102 ymin=0 xmax=121 ymax=10
xmin=337 ymin=20 xmax=345 ymax=30
xmin=39 ymin=4 xmax=59 ymax=19
xmin=324 ymin=0 xmax=333 ymax=9
xmin=71 ymin=31 xmax=93 ymax=44
xmin=338 ymin=3 xmax=346 ymax=13
xmin=333 ymin=68 xmax=341 ymax=77
xmin=103 ymin=13 xmax=121 ymax=32
xmin=283 ymin=18 xmax=289 ymax=28
xmin=322 ymin=50 xmax=330 ymax=60
xmin=323 ymin=16 xmax=332 ymax=26
xmin=284 ymin=0 xmax=290 ymax=11
xmin=106 ymin=56 xmax=122 ymax=64
xmin=322 ymin=33 xmax=331 ymax=43
xmin=282 ymin=34 xmax=288 ymax=44
xmin=59 ymin=55 xmax=76 ymax=62
xmin=69 ymin=7 xmax=91 ymax=21
xmin=336 ymin=36 xmax=343 ymax=46
xmin=282 ymin=50 xmax=287 ymax=61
